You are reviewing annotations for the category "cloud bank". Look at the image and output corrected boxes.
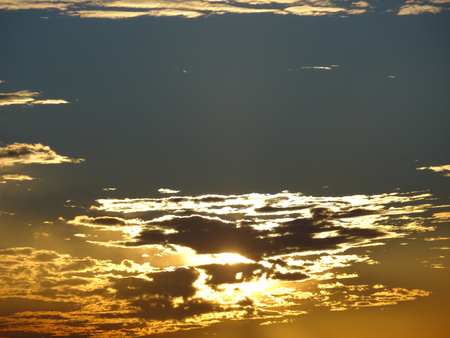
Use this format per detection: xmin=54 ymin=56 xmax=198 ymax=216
xmin=1 ymin=0 xmax=449 ymax=18
xmin=0 ymin=189 xmax=447 ymax=336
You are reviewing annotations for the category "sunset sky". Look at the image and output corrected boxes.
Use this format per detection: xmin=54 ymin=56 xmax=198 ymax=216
xmin=1 ymin=2 xmax=450 ymax=337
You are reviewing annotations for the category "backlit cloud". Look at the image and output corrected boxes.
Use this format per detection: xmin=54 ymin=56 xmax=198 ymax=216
xmin=0 ymin=90 xmax=68 ymax=106
xmin=2 ymin=0 xmax=449 ymax=18
xmin=0 ymin=143 xmax=84 ymax=167
xmin=0 ymin=188 xmax=447 ymax=336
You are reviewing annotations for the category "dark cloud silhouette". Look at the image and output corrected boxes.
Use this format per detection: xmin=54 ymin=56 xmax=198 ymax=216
xmin=130 ymin=216 xmax=268 ymax=260
xmin=129 ymin=211 xmax=389 ymax=260
xmin=272 ymin=271 xmax=309 ymax=281
xmin=0 ymin=298 xmax=77 ymax=316
xmin=110 ymin=267 xmax=217 ymax=320
xmin=199 ymin=263 xmax=266 ymax=285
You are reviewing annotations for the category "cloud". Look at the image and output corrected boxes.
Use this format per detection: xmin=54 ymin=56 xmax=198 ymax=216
xmin=1 ymin=0 xmax=449 ymax=17
xmin=0 ymin=143 xmax=84 ymax=167
xmin=352 ymin=1 xmax=370 ymax=7
xmin=301 ymin=66 xmax=333 ymax=70
xmin=1 ymin=174 xmax=35 ymax=181
xmin=285 ymin=5 xmax=346 ymax=16
xmin=0 ymin=90 xmax=68 ymax=106
xmin=68 ymin=10 xmax=151 ymax=19
xmin=0 ymin=0 xmax=439 ymax=18
xmin=1 ymin=187 xmax=441 ymax=338
xmin=417 ymin=164 xmax=450 ymax=177
xmin=398 ymin=4 xmax=444 ymax=15
xmin=158 ymin=188 xmax=181 ymax=194
xmin=69 ymin=215 xmax=128 ymax=227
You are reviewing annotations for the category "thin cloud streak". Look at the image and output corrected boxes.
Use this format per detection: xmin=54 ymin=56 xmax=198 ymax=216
xmin=1 ymin=174 xmax=35 ymax=181
xmin=0 ymin=90 xmax=68 ymax=106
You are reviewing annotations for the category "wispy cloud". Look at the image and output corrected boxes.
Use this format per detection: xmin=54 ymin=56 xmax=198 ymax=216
xmin=0 ymin=90 xmax=68 ymax=106
xmin=0 ymin=143 xmax=84 ymax=167
xmin=2 ymin=0 xmax=448 ymax=18
xmin=417 ymin=164 xmax=450 ymax=177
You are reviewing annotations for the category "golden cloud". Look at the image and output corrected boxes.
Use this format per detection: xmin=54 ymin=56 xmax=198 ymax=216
xmin=1 ymin=174 xmax=35 ymax=181
xmin=398 ymin=4 xmax=444 ymax=14
xmin=0 ymin=143 xmax=84 ymax=167
xmin=0 ymin=90 xmax=68 ymax=106
xmin=1 ymin=0 xmax=449 ymax=17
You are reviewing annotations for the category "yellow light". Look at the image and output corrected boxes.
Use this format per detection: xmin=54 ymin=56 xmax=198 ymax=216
xmin=191 ymin=253 xmax=254 ymax=265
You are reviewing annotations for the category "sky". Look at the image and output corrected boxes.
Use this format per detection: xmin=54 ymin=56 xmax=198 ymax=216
xmin=1 ymin=1 xmax=450 ymax=337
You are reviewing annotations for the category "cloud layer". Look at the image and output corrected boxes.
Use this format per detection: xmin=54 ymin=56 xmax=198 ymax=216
xmin=0 ymin=189 xmax=448 ymax=336
xmin=0 ymin=0 xmax=449 ymax=18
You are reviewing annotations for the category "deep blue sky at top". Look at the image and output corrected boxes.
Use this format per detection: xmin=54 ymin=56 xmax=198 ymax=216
xmin=1 ymin=10 xmax=449 ymax=200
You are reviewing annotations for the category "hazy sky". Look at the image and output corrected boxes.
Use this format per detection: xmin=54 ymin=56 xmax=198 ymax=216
xmin=1 ymin=2 xmax=450 ymax=337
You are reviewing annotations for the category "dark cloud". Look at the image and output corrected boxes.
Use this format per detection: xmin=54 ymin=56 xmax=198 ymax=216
xmin=129 ymin=211 xmax=389 ymax=260
xmin=199 ymin=263 xmax=266 ymax=285
xmin=34 ymin=252 xmax=60 ymax=262
xmin=113 ymin=267 xmax=199 ymax=300
xmin=255 ymin=206 xmax=310 ymax=213
xmin=58 ymin=258 xmax=97 ymax=272
xmin=111 ymin=267 xmax=217 ymax=320
xmin=0 ymin=248 xmax=33 ymax=256
xmin=0 ymin=298 xmax=77 ymax=316
xmin=131 ymin=216 xmax=267 ymax=260
xmin=272 ymin=271 xmax=309 ymax=281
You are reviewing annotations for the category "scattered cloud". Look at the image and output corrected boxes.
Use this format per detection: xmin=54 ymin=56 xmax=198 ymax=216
xmin=1 ymin=0 xmax=448 ymax=18
xmin=0 ymin=189 xmax=446 ymax=336
xmin=417 ymin=164 xmax=450 ymax=177
xmin=0 ymin=143 xmax=84 ymax=167
xmin=0 ymin=90 xmax=68 ymax=106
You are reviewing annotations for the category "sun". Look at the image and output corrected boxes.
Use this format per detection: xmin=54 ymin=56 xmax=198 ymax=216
xmin=191 ymin=252 xmax=255 ymax=265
